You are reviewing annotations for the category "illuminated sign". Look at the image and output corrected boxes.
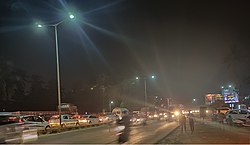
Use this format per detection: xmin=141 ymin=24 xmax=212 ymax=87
xmin=205 ymin=94 xmax=222 ymax=105
xmin=222 ymin=89 xmax=239 ymax=104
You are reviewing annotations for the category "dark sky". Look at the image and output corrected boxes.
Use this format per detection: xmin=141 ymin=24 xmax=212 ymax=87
xmin=1 ymin=0 xmax=250 ymax=108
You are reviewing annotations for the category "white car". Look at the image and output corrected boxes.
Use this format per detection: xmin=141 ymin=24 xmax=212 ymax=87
xmin=20 ymin=115 xmax=51 ymax=133
xmin=225 ymin=109 xmax=250 ymax=125
xmin=82 ymin=115 xmax=100 ymax=124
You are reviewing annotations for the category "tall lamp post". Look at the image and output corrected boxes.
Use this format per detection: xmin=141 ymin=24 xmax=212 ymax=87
xmin=136 ymin=75 xmax=155 ymax=107
xmin=109 ymin=101 xmax=114 ymax=112
xmin=37 ymin=13 xmax=75 ymax=126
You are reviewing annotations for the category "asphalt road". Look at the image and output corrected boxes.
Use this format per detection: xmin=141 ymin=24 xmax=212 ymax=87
xmin=28 ymin=120 xmax=178 ymax=144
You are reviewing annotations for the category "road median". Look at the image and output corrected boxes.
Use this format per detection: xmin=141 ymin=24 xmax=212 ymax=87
xmin=158 ymin=120 xmax=250 ymax=144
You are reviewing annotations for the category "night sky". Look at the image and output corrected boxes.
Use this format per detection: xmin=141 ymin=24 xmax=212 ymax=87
xmin=1 ymin=0 xmax=250 ymax=111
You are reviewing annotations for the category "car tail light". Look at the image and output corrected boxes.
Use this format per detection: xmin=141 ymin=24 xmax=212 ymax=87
xmin=18 ymin=118 xmax=23 ymax=124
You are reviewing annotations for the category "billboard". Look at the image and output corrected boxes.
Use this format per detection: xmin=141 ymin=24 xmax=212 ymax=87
xmin=222 ymin=89 xmax=239 ymax=104
xmin=205 ymin=94 xmax=223 ymax=105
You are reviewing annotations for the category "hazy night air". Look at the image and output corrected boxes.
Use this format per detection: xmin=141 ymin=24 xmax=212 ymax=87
xmin=0 ymin=0 xmax=250 ymax=112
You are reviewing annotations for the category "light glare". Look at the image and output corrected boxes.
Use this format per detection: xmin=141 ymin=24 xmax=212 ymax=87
xmin=69 ymin=14 xmax=75 ymax=19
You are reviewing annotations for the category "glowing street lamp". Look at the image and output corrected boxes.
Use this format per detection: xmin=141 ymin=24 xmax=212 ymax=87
xmin=69 ymin=14 xmax=75 ymax=19
xmin=109 ymin=101 xmax=114 ymax=112
xmin=37 ymin=24 xmax=42 ymax=28
xmin=36 ymin=12 xmax=75 ymax=127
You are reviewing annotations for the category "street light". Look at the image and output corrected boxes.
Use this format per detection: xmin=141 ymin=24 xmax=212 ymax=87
xmin=37 ymin=24 xmax=42 ymax=28
xmin=37 ymin=13 xmax=75 ymax=127
xmin=69 ymin=14 xmax=75 ymax=19
xmin=136 ymin=75 xmax=156 ymax=107
xmin=109 ymin=101 xmax=114 ymax=112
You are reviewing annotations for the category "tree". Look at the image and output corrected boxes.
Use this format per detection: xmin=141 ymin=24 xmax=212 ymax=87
xmin=11 ymin=69 xmax=28 ymax=109
xmin=44 ymin=79 xmax=58 ymax=110
xmin=27 ymin=75 xmax=46 ymax=110
xmin=0 ymin=58 xmax=26 ymax=110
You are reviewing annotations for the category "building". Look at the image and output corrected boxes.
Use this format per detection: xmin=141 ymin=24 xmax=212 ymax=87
xmin=205 ymin=94 xmax=223 ymax=105
xmin=59 ymin=103 xmax=78 ymax=114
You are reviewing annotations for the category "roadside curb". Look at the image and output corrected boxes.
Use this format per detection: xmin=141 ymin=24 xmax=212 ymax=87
xmin=156 ymin=124 xmax=180 ymax=143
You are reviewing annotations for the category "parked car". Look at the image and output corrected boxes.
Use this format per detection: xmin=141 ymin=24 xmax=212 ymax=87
xmin=82 ymin=115 xmax=100 ymax=124
xmin=225 ymin=109 xmax=250 ymax=125
xmin=49 ymin=114 xmax=79 ymax=127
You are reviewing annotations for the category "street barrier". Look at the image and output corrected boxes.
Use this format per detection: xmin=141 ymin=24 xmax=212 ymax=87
xmin=22 ymin=129 xmax=38 ymax=143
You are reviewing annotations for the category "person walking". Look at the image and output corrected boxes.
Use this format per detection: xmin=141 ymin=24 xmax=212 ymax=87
xmin=187 ymin=111 xmax=195 ymax=133
xmin=117 ymin=110 xmax=131 ymax=143
xmin=179 ymin=114 xmax=187 ymax=132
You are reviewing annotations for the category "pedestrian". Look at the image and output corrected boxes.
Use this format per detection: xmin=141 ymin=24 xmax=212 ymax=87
xmin=187 ymin=111 xmax=195 ymax=133
xmin=218 ymin=113 xmax=225 ymax=124
xmin=227 ymin=115 xmax=233 ymax=126
xmin=117 ymin=111 xmax=131 ymax=143
xmin=179 ymin=114 xmax=186 ymax=132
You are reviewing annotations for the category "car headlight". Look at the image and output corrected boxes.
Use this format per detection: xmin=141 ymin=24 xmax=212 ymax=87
xmin=174 ymin=111 xmax=180 ymax=116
